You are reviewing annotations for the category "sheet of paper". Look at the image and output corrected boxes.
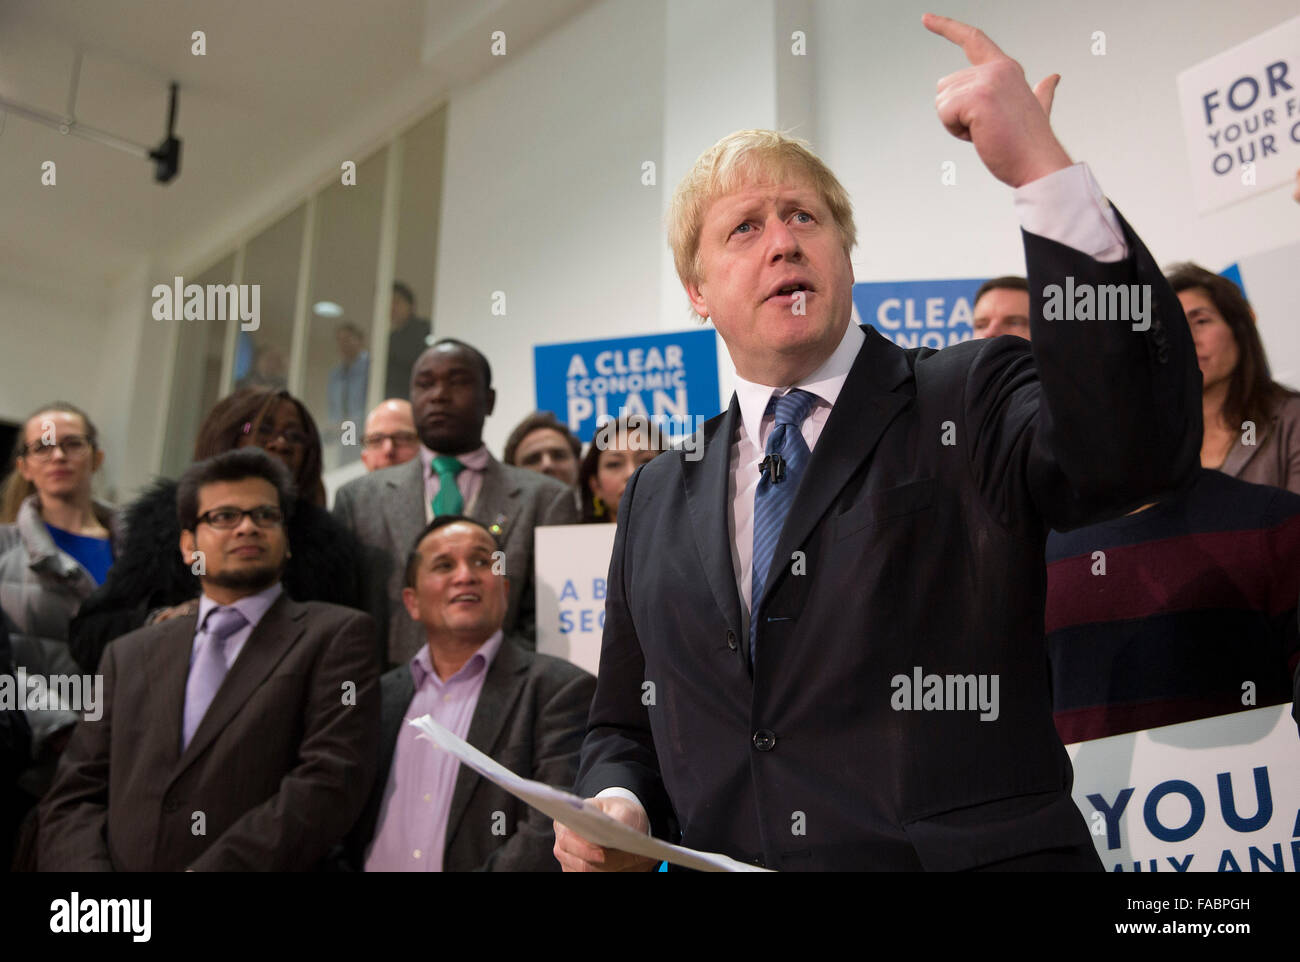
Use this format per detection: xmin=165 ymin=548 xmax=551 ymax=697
xmin=408 ymin=714 xmax=771 ymax=872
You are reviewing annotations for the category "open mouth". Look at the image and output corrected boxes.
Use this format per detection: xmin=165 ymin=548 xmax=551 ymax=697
xmin=765 ymin=281 xmax=814 ymax=303
xmin=449 ymin=593 xmax=481 ymax=606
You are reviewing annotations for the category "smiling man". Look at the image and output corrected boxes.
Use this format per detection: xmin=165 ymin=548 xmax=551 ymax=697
xmin=335 ymin=338 xmax=579 ymax=666
xmin=555 ymin=14 xmax=1201 ymax=872
xmin=348 ymin=516 xmax=594 ymax=871
xmin=39 ymin=448 xmax=379 ymax=871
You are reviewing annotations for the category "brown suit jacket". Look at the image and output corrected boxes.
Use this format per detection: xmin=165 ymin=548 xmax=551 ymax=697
xmin=37 ymin=593 xmax=380 ymax=871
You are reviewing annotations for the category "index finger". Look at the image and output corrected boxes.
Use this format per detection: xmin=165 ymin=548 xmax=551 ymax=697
xmin=922 ymin=12 xmax=1007 ymax=66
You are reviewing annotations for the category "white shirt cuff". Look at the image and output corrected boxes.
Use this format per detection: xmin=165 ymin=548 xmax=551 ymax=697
xmin=1013 ymin=162 xmax=1128 ymax=263
xmin=595 ymin=786 xmax=646 ymax=815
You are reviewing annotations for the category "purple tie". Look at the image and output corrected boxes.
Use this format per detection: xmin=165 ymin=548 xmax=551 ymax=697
xmin=182 ymin=605 xmax=247 ymax=751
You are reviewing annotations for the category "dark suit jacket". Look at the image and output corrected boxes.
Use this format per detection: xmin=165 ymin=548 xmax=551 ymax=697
xmin=347 ymin=636 xmax=595 ymax=871
xmin=38 ymin=594 xmax=380 ymax=871
xmin=575 ymin=213 xmax=1202 ymax=871
xmin=332 ymin=453 xmax=579 ymax=666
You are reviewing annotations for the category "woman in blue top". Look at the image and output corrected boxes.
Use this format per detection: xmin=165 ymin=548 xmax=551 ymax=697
xmin=0 ymin=402 xmax=119 ymax=796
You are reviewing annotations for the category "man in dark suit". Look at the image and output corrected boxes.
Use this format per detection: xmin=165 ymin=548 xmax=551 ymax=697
xmin=38 ymin=449 xmax=379 ymax=871
xmin=555 ymin=16 xmax=1201 ymax=871
xmin=349 ymin=515 xmax=594 ymax=871
xmin=334 ymin=338 xmax=579 ymax=667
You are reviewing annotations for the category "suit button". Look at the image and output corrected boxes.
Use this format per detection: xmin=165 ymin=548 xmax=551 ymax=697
xmin=752 ymin=729 xmax=776 ymax=752
xmin=726 ymin=630 xmax=737 ymax=651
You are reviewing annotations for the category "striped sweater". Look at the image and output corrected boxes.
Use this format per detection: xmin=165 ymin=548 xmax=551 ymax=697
xmin=1046 ymin=469 xmax=1300 ymax=743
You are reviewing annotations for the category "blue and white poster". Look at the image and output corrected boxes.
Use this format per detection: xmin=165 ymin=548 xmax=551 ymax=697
xmin=853 ymin=278 xmax=983 ymax=350
xmin=534 ymin=329 xmax=722 ymax=443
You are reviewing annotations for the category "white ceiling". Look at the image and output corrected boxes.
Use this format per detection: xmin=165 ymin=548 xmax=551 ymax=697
xmin=0 ymin=0 xmax=593 ymax=295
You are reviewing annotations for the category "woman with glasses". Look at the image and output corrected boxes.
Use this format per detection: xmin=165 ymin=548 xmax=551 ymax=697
xmin=0 ymin=402 xmax=120 ymax=858
xmin=68 ymin=388 xmax=360 ymax=675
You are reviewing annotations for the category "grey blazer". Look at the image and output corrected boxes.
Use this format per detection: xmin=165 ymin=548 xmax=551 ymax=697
xmin=0 ymin=495 xmax=121 ymax=757
xmin=348 ymin=635 xmax=595 ymax=871
xmin=332 ymin=453 xmax=579 ymax=666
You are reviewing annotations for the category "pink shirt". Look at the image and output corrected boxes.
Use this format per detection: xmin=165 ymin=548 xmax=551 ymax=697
xmin=363 ymin=631 xmax=505 ymax=872
xmin=420 ymin=443 xmax=492 ymax=521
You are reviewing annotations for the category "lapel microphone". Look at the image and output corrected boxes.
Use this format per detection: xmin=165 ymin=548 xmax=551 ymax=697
xmin=760 ymin=453 xmax=786 ymax=484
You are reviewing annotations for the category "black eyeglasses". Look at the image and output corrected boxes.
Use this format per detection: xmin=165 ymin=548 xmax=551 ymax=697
xmin=362 ymin=431 xmax=419 ymax=449
xmin=195 ymin=506 xmax=284 ymax=529
xmin=21 ymin=435 xmax=93 ymax=461
xmin=244 ymin=421 xmax=309 ymax=447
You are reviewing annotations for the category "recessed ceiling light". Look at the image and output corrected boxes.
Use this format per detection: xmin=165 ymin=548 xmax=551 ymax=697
xmin=313 ymin=301 xmax=343 ymax=317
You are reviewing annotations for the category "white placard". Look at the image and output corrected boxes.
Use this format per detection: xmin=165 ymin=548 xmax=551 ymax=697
xmin=534 ymin=523 xmax=616 ymax=676
xmin=1176 ymin=16 xmax=1300 ymax=213
xmin=1068 ymin=704 xmax=1300 ymax=872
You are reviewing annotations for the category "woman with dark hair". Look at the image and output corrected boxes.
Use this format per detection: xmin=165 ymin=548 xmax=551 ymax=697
xmin=577 ymin=414 xmax=671 ymax=524
xmin=68 ymin=388 xmax=358 ymax=674
xmin=1167 ymin=263 xmax=1300 ymax=494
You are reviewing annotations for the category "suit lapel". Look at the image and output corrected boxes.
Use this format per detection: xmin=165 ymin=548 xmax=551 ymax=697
xmin=383 ymin=457 xmax=428 ymax=556
xmin=469 ymin=456 xmax=520 ymax=538
xmin=681 ymin=399 xmax=744 ymax=634
xmin=764 ymin=327 xmax=913 ymax=608
xmin=445 ymin=639 xmax=529 ymax=848
xmin=169 ymin=594 xmax=307 ymax=785
xmin=148 ymin=613 xmax=202 ymax=765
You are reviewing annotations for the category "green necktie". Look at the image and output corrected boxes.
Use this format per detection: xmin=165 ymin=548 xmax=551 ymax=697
xmin=431 ymin=455 xmax=465 ymax=516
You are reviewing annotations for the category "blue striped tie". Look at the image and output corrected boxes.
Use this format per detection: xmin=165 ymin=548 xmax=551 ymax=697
xmin=750 ymin=389 xmax=817 ymax=659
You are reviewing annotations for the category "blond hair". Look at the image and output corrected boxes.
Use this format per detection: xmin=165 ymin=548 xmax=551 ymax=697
xmin=667 ymin=129 xmax=857 ymax=292
xmin=0 ymin=402 xmax=98 ymax=523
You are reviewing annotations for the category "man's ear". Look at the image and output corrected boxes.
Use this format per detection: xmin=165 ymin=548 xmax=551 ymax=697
xmin=401 ymin=586 xmax=420 ymax=623
xmin=92 ymin=448 xmax=105 ymax=473
xmin=179 ymin=529 xmax=196 ymax=566
xmin=484 ymin=387 xmax=497 ymax=418
xmin=685 ymin=278 xmax=711 ymax=321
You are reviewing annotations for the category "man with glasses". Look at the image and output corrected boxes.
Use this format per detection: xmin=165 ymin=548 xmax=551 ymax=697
xmin=360 ymin=399 xmax=420 ymax=473
xmin=40 ymin=448 xmax=379 ymax=871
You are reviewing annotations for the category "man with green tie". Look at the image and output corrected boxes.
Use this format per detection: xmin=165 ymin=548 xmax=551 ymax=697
xmin=334 ymin=339 xmax=579 ymax=667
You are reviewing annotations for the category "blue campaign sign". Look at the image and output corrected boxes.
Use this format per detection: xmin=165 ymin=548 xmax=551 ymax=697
xmin=852 ymin=278 xmax=985 ymax=350
xmin=534 ymin=329 xmax=722 ymax=443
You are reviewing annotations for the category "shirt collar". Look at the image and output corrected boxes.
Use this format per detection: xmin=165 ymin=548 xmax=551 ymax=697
xmin=197 ymin=582 xmax=283 ymax=633
xmin=409 ymin=628 xmax=505 ymax=688
xmin=733 ymin=321 xmax=864 ymax=445
xmin=420 ymin=443 xmax=491 ymax=476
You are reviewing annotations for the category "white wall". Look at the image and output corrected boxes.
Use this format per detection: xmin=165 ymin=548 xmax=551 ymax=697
xmin=0 ymin=275 xmax=113 ymax=496
xmin=433 ymin=0 xmax=667 ymax=456
xmin=813 ymin=0 xmax=1300 ymax=367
